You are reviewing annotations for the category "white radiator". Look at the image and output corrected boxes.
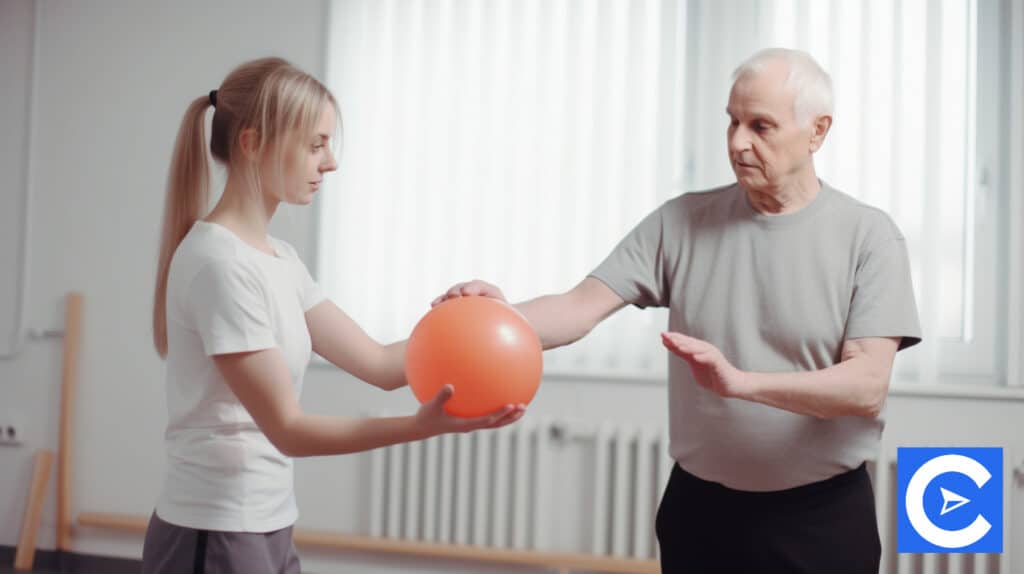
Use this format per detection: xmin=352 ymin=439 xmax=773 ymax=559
xmin=366 ymin=421 xmax=1016 ymax=572
xmin=366 ymin=417 xmax=669 ymax=559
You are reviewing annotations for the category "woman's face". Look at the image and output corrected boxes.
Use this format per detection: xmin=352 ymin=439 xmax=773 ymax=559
xmin=263 ymin=101 xmax=338 ymax=206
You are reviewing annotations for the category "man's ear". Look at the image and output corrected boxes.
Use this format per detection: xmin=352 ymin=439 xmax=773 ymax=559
xmin=809 ymin=115 xmax=832 ymax=153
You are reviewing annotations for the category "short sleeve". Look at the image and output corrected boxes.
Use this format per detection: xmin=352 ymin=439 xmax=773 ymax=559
xmin=588 ymin=205 xmax=669 ymax=309
xmin=188 ymin=260 xmax=277 ymax=356
xmin=297 ymin=259 xmax=326 ymax=312
xmin=845 ymin=236 xmax=923 ymax=351
xmin=271 ymin=237 xmax=326 ymax=312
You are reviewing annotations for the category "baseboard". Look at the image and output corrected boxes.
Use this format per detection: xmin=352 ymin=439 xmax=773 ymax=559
xmin=0 ymin=545 xmax=139 ymax=574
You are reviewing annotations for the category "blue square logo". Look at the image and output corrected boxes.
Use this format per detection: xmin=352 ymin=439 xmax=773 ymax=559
xmin=897 ymin=447 xmax=1003 ymax=553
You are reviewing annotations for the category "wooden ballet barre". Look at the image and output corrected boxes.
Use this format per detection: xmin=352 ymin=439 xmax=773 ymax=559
xmin=77 ymin=512 xmax=659 ymax=574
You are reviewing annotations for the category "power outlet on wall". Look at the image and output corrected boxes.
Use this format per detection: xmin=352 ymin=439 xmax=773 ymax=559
xmin=0 ymin=418 xmax=23 ymax=446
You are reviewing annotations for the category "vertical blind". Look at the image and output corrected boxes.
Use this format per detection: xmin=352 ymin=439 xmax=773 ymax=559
xmin=321 ymin=0 xmax=1003 ymax=384
xmin=322 ymin=0 xmax=683 ymax=378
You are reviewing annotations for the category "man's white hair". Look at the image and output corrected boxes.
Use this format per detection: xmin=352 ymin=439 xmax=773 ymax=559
xmin=732 ymin=48 xmax=833 ymax=127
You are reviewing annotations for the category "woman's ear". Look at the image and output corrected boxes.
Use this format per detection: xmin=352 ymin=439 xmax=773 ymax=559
xmin=238 ymin=128 xmax=260 ymax=160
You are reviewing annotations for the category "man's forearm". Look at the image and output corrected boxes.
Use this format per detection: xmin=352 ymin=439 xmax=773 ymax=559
xmin=737 ymin=356 xmax=891 ymax=419
xmin=515 ymin=293 xmax=592 ymax=350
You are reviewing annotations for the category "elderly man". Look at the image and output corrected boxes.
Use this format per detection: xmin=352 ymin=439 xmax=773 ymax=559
xmin=435 ymin=48 xmax=920 ymax=573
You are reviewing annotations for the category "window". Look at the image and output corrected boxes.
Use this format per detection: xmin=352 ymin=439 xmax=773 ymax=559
xmin=680 ymin=0 xmax=1011 ymax=385
xmin=320 ymin=0 xmax=1019 ymax=386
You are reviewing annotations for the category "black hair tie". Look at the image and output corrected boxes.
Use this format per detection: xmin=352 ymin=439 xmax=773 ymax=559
xmin=208 ymin=90 xmax=218 ymax=107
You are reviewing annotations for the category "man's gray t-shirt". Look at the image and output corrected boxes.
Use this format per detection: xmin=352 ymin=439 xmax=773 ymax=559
xmin=590 ymin=181 xmax=922 ymax=491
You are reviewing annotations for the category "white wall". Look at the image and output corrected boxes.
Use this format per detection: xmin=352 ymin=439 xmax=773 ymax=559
xmin=0 ymin=0 xmax=34 ymax=357
xmin=0 ymin=0 xmax=333 ymax=558
xmin=1 ymin=2 xmax=1023 ymax=574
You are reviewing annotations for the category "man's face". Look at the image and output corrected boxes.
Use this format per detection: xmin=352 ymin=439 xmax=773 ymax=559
xmin=726 ymin=61 xmax=819 ymax=194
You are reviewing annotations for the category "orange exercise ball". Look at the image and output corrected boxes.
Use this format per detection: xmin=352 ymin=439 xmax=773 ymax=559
xmin=406 ymin=296 xmax=543 ymax=417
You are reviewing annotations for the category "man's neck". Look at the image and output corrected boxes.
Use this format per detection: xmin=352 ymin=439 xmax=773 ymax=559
xmin=746 ymin=170 xmax=821 ymax=215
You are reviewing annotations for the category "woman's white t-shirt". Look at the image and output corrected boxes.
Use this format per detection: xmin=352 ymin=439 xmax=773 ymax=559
xmin=155 ymin=221 xmax=325 ymax=532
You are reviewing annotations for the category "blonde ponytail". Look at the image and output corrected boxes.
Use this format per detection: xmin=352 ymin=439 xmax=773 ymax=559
xmin=152 ymin=96 xmax=212 ymax=357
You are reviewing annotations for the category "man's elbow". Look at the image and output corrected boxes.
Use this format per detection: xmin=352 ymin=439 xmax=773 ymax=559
xmin=859 ymin=372 xmax=892 ymax=419
xmin=860 ymin=398 xmax=884 ymax=420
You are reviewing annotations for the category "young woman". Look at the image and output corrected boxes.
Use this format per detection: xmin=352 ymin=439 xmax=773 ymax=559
xmin=142 ymin=57 xmax=526 ymax=574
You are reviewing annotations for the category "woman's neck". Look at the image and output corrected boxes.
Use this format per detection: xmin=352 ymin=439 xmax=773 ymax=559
xmin=204 ymin=176 xmax=278 ymax=248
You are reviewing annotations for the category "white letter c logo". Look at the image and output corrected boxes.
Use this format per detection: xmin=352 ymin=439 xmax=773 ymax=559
xmin=905 ymin=454 xmax=992 ymax=549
